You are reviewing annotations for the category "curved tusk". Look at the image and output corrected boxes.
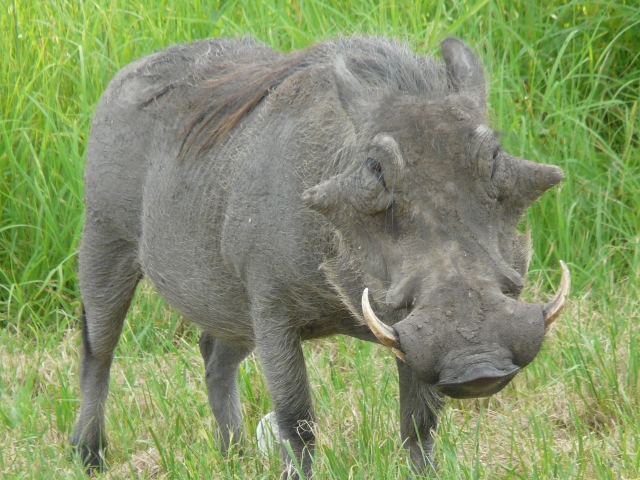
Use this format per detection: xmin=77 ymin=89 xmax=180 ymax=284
xmin=362 ymin=288 xmax=406 ymax=362
xmin=542 ymin=260 xmax=571 ymax=331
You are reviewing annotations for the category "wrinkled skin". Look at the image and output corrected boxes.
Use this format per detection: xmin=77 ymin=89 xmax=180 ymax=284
xmin=71 ymin=36 xmax=566 ymax=478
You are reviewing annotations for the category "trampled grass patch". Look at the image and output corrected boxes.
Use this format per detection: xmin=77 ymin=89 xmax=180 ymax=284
xmin=1 ymin=0 xmax=638 ymax=478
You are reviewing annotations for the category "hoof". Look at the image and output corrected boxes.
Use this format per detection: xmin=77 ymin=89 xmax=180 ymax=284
xmin=71 ymin=435 xmax=106 ymax=473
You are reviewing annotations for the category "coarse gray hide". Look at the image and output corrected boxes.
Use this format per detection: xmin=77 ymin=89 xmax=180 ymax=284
xmin=71 ymin=36 xmax=569 ymax=478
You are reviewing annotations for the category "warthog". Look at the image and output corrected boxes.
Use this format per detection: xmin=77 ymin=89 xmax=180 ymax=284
xmin=71 ymin=36 xmax=570 ymax=477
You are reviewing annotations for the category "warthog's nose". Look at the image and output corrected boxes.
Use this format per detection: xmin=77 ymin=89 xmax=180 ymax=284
xmin=435 ymin=364 xmax=520 ymax=399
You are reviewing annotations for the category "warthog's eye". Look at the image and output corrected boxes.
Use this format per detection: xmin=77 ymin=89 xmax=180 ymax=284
xmin=490 ymin=146 xmax=502 ymax=180
xmin=366 ymin=157 xmax=386 ymax=187
xmin=366 ymin=157 xmax=382 ymax=176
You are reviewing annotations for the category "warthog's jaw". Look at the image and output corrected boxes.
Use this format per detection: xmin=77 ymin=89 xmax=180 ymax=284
xmin=435 ymin=363 xmax=520 ymax=399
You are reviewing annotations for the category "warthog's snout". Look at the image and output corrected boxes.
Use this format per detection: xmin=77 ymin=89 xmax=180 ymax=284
xmin=361 ymin=262 xmax=570 ymax=399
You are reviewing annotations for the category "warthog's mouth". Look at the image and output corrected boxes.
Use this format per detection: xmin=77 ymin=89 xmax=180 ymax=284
xmin=434 ymin=364 xmax=520 ymax=399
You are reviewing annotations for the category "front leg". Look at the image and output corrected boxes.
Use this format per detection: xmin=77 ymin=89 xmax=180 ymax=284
xmin=255 ymin=326 xmax=315 ymax=479
xmin=397 ymin=359 xmax=444 ymax=473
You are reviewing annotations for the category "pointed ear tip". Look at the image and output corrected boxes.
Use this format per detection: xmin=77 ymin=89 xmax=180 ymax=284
xmin=549 ymin=165 xmax=565 ymax=184
xmin=302 ymin=182 xmax=338 ymax=213
xmin=440 ymin=37 xmax=470 ymax=53
xmin=440 ymin=36 xmax=462 ymax=46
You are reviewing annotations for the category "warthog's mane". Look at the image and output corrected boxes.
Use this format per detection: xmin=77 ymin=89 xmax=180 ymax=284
xmin=170 ymin=37 xmax=449 ymax=162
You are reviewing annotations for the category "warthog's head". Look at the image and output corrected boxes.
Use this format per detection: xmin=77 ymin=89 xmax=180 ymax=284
xmin=303 ymin=38 xmax=569 ymax=399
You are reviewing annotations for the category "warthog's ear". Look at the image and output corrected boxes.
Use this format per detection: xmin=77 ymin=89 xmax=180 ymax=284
xmin=333 ymin=55 xmax=370 ymax=122
xmin=440 ymin=37 xmax=486 ymax=104
xmin=512 ymin=159 xmax=564 ymax=206
xmin=303 ymin=168 xmax=392 ymax=216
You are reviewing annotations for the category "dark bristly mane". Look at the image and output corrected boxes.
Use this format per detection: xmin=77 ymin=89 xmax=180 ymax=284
xmin=177 ymin=48 xmax=315 ymax=162
xmin=175 ymin=38 xmax=448 ymax=161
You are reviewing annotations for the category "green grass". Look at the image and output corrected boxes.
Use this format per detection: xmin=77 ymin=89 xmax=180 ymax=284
xmin=1 ymin=0 xmax=638 ymax=478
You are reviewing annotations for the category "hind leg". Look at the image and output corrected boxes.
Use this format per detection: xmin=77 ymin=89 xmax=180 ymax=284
xmin=71 ymin=234 xmax=141 ymax=469
xmin=198 ymin=333 xmax=253 ymax=453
